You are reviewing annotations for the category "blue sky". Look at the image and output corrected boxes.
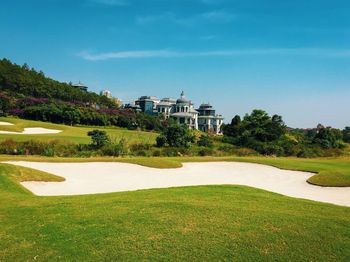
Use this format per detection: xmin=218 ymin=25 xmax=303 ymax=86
xmin=1 ymin=0 xmax=349 ymax=128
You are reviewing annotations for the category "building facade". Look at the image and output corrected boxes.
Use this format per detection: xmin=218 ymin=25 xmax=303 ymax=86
xmin=100 ymin=90 xmax=112 ymax=99
xmin=197 ymin=103 xmax=224 ymax=134
xmin=170 ymin=91 xmax=198 ymax=130
xmin=156 ymin=98 xmax=176 ymax=119
xmin=128 ymin=91 xmax=224 ymax=133
xmin=135 ymin=96 xmax=160 ymax=114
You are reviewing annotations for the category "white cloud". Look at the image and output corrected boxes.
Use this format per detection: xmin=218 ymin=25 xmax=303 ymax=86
xmin=78 ymin=50 xmax=179 ymax=60
xmin=78 ymin=48 xmax=350 ymax=61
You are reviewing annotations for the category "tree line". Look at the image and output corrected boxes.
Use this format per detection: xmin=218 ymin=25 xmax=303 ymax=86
xmin=222 ymin=109 xmax=349 ymax=157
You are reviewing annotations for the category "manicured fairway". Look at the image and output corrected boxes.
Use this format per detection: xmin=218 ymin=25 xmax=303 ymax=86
xmin=0 ymin=163 xmax=349 ymax=261
xmin=0 ymin=117 xmax=157 ymax=144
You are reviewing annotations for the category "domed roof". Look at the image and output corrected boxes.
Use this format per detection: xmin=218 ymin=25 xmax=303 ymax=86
xmin=176 ymin=91 xmax=190 ymax=104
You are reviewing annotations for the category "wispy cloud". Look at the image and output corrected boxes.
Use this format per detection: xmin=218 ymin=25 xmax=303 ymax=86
xmin=86 ymin=0 xmax=128 ymax=6
xmin=78 ymin=48 xmax=350 ymax=61
xmin=135 ymin=10 xmax=236 ymax=26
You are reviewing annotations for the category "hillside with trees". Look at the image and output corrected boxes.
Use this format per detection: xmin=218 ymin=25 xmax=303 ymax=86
xmin=0 ymin=58 xmax=163 ymax=130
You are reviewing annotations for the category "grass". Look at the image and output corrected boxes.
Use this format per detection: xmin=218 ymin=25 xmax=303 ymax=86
xmin=0 ymin=117 xmax=158 ymax=144
xmin=0 ymin=163 xmax=349 ymax=261
xmin=1 ymin=155 xmax=349 ymax=187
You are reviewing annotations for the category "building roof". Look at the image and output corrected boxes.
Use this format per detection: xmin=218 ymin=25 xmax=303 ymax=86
xmin=73 ymin=81 xmax=87 ymax=87
xmin=137 ymin=96 xmax=159 ymax=102
xmin=176 ymin=91 xmax=190 ymax=104
xmin=198 ymin=103 xmax=215 ymax=109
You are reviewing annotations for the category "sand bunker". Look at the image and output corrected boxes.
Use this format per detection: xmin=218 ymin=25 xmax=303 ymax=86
xmin=0 ymin=127 xmax=62 ymax=134
xmin=4 ymin=161 xmax=350 ymax=207
xmin=0 ymin=121 xmax=14 ymax=126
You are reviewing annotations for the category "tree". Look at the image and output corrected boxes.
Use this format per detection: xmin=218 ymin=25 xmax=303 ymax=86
xmin=313 ymin=127 xmax=344 ymax=149
xmin=223 ymin=115 xmax=241 ymax=137
xmin=343 ymin=127 xmax=350 ymax=143
xmin=156 ymin=123 xmax=195 ymax=148
xmin=223 ymin=109 xmax=287 ymax=155
xmin=87 ymin=130 xmax=110 ymax=148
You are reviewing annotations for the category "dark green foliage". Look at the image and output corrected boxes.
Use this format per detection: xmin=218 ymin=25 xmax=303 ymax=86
xmin=313 ymin=127 xmax=345 ymax=149
xmin=223 ymin=110 xmax=287 ymax=155
xmin=157 ymin=123 xmax=195 ymax=148
xmin=88 ymin=130 xmax=111 ymax=149
xmin=342 ymin=127 xmax=350 ymax=143
xmin=156 ymin=135 xmax=167 ymax=147
xmin=197 ymin=135 xmax=214 ymax=148
xmin=223 ymin=109 xmax=347 ymax=157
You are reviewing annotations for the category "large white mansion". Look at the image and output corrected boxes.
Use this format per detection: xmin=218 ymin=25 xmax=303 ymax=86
xmin=130 ymin=92 xmax=224 ymax=134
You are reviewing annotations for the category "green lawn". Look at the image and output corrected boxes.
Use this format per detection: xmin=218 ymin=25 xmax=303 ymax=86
xmin=0 ymin=163 xmax=349 ymax=261
xmin=0 ymin=117 xmax=158 ymax=144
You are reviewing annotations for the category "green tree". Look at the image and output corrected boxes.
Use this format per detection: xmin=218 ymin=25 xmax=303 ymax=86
xmin=156 ymin=123 xmax=195 ymax=148
xmin=313 ymin=127 xmax=344 ymax=149
xmin=87 ymin=130 xmax=110 ymax=148
xmin=343 ymin=127 xmax=350 ymax=143
xmin=223 ymin=109 xmax=287 ymax=155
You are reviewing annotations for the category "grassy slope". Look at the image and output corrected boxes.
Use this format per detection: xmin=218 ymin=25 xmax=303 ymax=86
xmin=0 ymin=117 xmax=157 ymax=144
xmin=1 ymin=155 xmax=349 ymax=187
xmin=0 ymin=164 xmax=349 ymax=261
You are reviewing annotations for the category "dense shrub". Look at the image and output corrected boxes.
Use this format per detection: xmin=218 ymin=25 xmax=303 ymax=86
xmin=88 ymin=130 xmax=110 ymax=149
xmin=0 ymin=139 xmax=78 ymax=156
xmin=156 ymin=123 xmax=195 ymax=148
xmin=100 ymin=139 xmax=128 ymax=157
xmin=197 ymin=135 xmax=214 ymax=148
xmin=198 ymin=148 xmax=215 ymax=156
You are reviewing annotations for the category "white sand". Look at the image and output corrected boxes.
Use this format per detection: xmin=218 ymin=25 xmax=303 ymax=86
xmin=4 ymin=161 xmax=350 ymax=207
xmin=0 ymin=127 xmax=62 ymax=134
xmin=0 ymin=121 xmax=14 ymax=126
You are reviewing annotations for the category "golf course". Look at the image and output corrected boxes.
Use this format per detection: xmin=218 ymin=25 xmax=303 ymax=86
xmin=0 ymin=118 xmax=350 ymax=261
xmin=2 ymin=1 xmax=350 ymax=258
